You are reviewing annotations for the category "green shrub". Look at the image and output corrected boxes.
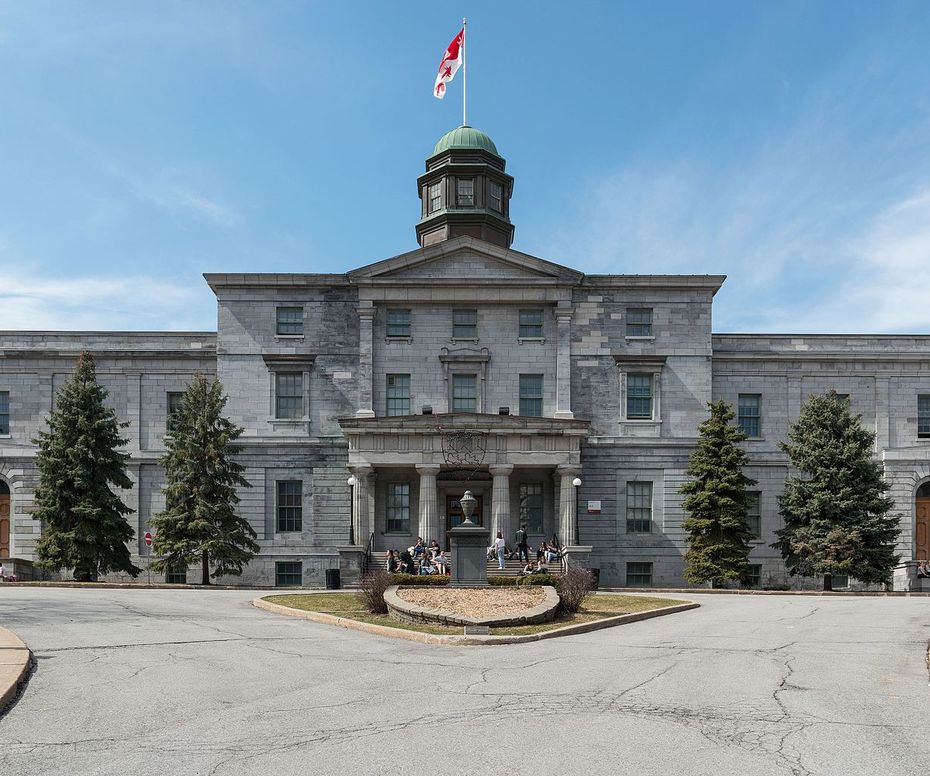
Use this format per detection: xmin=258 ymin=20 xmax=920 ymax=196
xmin=488 ymin=574 xmax=557 ymax=586
xmin=391 ymin=573 xmax=450 ymax=586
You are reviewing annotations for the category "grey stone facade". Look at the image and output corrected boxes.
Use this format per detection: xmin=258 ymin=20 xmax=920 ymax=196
xmin=2 ymin=129 xmax=928 ymax=590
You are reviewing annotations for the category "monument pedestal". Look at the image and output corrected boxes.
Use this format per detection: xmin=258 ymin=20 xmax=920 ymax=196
xmin=448 ymin=523 xmax=490 ymax=586
xmin=561 ymin=545 xmax=593 ymax=570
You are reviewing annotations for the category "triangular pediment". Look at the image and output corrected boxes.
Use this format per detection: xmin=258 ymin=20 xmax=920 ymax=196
xmin=348 ymin=236 xmax=583 ymax=283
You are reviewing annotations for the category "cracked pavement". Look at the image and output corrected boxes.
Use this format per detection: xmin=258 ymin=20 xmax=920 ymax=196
xmin=0 ymin=589 xmax=928 ymax=776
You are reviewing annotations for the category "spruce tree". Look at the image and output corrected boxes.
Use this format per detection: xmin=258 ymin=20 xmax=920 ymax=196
xmin=680 ymin=400 xmax=756 ymax=586
xmin=150 ymin=374 xmax=257 ymax=584
xmin=773 ymin=391 xmax=898 ymax=590
xmin=33 ymin=352 xmax=140 ymax=581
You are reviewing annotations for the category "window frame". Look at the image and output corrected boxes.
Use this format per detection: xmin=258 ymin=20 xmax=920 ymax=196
xmin=456 ymin=177 xmax=475 ymax=207
xmin=919 ymin=394 xmax=930 ymax=439
xmin=386 ymin=308 xmax=412 ymax=339
xmin=385 ymin=482 xmax=411 ymax=534
xmin=451 ymin=373 xmax=478 ymax=413
xmin=452 ymin=308 xmax=478 ymax=340
xmin=519 ymin=374 xmax=544 ymax=417
xmin=746 ymin=491 xmax=761 ymax=539
xmin=518 ymin=482 xmax=544 ymax=534
xmin=275 ymin=372 xmax=304 ymax=420
xmin=276 ymin=480 xmax=303 ymax=533
xmin=626 ymin=373 xmax=654 ymax=420
xmin=745 ymin=564 xmax=762 ymax=589
xmin=626 ymin=308 xmax=654 ymax=338
xmin=738 ymin=394 xmax=762 ymax=438
xmin=275 ymin=561 xmax=303 ymax=587
xmin=166 ymin=391 xmax=184 ymax=433
xmin=518 ymin=309 xmax=544 ymax=339
xmin=386 ymin=373 xmax=411 ymax=417
xmin=625 ymin=481 xmax=653 ymax=533
xmin=488 ymin=180 xmax=503 ymax=212
xmin=428 ymin=181 xmax=442 ymax=214
xmin=275 ymin=306 xmax=304 ymax=337
xmin=626 ymin=561 xmax=653 ymax=587
xmin=0 ymin=390 xmax=10 ymax=435
xmin=165 ymin=567 xmax=187 ymax=585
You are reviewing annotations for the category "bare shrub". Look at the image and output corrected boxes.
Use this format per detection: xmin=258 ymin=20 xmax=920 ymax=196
xmin=357 ymin=570 xmax=393 ymax=614
xmin=555 ymin=567 xmax=594 ymax=613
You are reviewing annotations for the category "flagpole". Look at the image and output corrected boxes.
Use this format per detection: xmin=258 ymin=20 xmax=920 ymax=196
xmin=462 ymin=18 xmax=467 ymax=126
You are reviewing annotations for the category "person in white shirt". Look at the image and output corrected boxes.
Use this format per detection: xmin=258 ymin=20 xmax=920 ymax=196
xmin=493 ymin=532 xmax=506 ymax=570
xmin=0 ymin=563 xmax=5 ymax=581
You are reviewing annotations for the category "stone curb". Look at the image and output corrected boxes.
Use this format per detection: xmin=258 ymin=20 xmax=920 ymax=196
xmin=0 ymin=628 xmax=31 ymax=715
xmin=384 ymin=584 xmax=560 ymax=627
xmin=253 ymin=596 xmax=699 ymax=646
xmin=598 ymin=587 xmax=930 ymax=597
xmin=2 ymin=582 xmax=287 ymax=590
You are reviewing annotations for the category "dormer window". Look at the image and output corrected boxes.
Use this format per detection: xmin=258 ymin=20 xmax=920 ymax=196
xmin=489 ymin=181 xmax=503 ymax=213
xmin=456 ymin=178 xmax=474 ymax=207
xmin=428 ymin=182 xmax=442 ymax=214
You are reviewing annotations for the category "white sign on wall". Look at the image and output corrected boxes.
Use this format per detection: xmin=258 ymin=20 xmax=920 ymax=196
xmin=587 ymin=501 xmax=602 ymax=514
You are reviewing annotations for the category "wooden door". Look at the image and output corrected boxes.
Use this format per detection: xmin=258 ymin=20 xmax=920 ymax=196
xmin=916 ymin=498 xmax=930 ymax=561
xmin=0 ymin=495 xmax=9 ymax=558
xmin=445 ymin=494 xmax=484 ymax=549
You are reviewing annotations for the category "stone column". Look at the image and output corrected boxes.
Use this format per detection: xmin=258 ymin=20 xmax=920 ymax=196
xmin=415 ymin=464 xmax=440 ymax=543
xmin=557 ymin=465 xmax=582 ymax=547
xmin=350 ymin=464 xmax=373 ymax=547
xmin=554 ymin=302 xmax=574 ymax=419
xmin=356 ymin=303 xmax=375 ymax=417
xmin=489 ymin=464 xmax=513 ymax=541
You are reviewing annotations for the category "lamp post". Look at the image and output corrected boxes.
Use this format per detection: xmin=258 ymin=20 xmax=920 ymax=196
xmin=347 ymin=474 xmax=357 ymax=546
xmin=572 ymin=477 xmax=582 ymax=546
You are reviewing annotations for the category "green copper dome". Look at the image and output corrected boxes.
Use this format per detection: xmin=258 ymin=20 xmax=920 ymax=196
xmin=432 ymin=126 xmax=500 ymax=157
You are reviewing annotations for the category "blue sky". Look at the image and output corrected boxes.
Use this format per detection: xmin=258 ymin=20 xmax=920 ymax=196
xmin=1 ymin=1 xmax=929 ymax=333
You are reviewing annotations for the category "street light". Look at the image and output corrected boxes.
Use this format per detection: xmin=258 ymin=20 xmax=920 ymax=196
xmin=347 ymin=475 xmax=357 ymax=545
xmin=572 ymin=477 xmax=582 ymax=545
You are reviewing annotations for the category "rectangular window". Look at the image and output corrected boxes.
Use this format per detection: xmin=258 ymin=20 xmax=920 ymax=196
xmin=746 ymin=492 xmax=761 ymax=539
xmin=166 ymin=391 xmax=183 ymax=432
xmin=626 ymin=374 xmax=653 ymax=419
xmin=452 ymin=309 xmax=478 ymax=339
xmin=519 ymin=374 xmax=544 ymax=417
xmin=489 ymin=181 xmax=503 ymax=212
xmin=386 ymin=374 xmax=411 ymax=417
xmin=0 ymin=391 xmax=10 ymax=434
xmin=275 ymin=372 xmax=303 ymax=419
xmin=519 ymin=483 xmax=544 ymax=534
xmin=386 ymin=483 xmax=410 ymax=533
xmin=835 ymin=393 xmax=850 ymax=404
xmin=745 ymin=564 xmax=762 ymax=588
xmin=165 ymin=568 xmax=186 ymax=585
xmin=276 ymin=480 xmax=303 ymax=532
xmin=919 ymin=395 xmax=930 ymax=438
xmin=626 ymin=308 xmax=653 ymax=337
xmin=452 ymin=373 xmax=477 ymax=412
xmin=738 ymin=394 xmax=761 ymax=438
xmin=387 ymin=309 xmax=411 ymax=338
xmin=519 ymin=309 xmax=544 ymax=338
xmin=626 ymin=562 xmax=653 ymax=587
xmin=276 ymin=306 xmax=303 ymax=336
xmin=275 ymin=561 xmax=303 ymax=587
xmin=626 ymin=482 xmax=652 ymax=533
xmin=832 ymin=573 xmax=849 ymax=588
xmin=456 ymin=177 xmax=474 ymax=206
xmin=428 ymin=181 xmax=442 ymax=214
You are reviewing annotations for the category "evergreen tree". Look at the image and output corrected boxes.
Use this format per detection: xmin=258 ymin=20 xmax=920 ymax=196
xmin=33 ymin=352 xmax=140 ymax=581
xmin=680 ymin=400 xmax=756 ymax=586
xmin=150 ymin=374 xmax=257 ymax=584
xmin=773 ymin=391 xmax=898 ymax=590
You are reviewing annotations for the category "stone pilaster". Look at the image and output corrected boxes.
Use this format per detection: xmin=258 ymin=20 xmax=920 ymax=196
xmin=415 ymin=464 xmax=440 ymax=543
xmin=350 ymin=464 xmax=373 ymax=547
xmin=554 ymin=302 xmax=574 ymax=419
xmin=489 ymin=464 xmax=513 ymax=541
xmin=557 ymin=465 xmax=582 ymax=547
xmin=356 ymin=303 xmax=375 ymax=418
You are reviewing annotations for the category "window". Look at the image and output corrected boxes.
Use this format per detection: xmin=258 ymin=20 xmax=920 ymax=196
xmin=386 ymin=374 xmax=410 ymax=416
xmin=745 ymin=564 xmax=762 ymax=588
xmin=746 ymin=492 xmax=761 ymax=539
xmin=626 ymin=562 xmax=653 ymax=586
xmin=0 ymin=391 xmax=10 ymax=434
xmin=456 ymin=177 xmax=474 ymax=206
xmin=452 ymin=374 xmax=477 ymax=412
xmin=519 ymin=374 xmax=543 ymax=417
xmin=919 ymin=395 xmax=930 ymax=438
xmin=519 ymin=309 xmax=544 ymax=338
xmin=276 ymin=480 xmax=303 ymax=532
xmin=626 ymin=482 xmax=652 ymax=533
xmin=835 ymin=393 xmax=850 ymax=404
xmin=276 ymin=306 xmax=303 ymax=336
xmin=428 ymin=181 xmax=442 ymax=214
xmin=452 ymin=309 xmax=478 ymax=339
xmin=626 ymin=374 xmax=653 ymax=419
xmin=386 ymin=483 xmax=410 ymax=533
xmin=275 ymin=372 xmax=303 ymax=419
xmin=832 ymin=573 xmax=849 ymax=588
xmin=387 ymin=309 xmax=411 ymax=338
xmin=738 ymin=394 xmax=761 ymax=437
xmin=519 ymin=483 xmax=544 ymax=533
xmin=275 ymin=561 xmax=303 ymax=587
xmin=166 ymin=391 xmax=183 ymax=432
xmin=489 ymin=181 xmax=503 ymax=212
xmin=165 ymin=567 xmax=186 ymax=585
xmin=626 ymin=308 xmax=653 ymax=337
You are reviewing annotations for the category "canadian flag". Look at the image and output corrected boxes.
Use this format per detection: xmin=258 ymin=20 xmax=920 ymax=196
xmin=433 ymin=28 xmax=464 ymax=100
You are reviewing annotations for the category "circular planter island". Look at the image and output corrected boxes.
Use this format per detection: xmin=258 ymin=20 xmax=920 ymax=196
xmin=384 ymin=584 xmax=560 ymax=628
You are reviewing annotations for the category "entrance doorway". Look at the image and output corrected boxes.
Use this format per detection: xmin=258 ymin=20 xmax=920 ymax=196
xmin=445 ymin=494 xmax=483 ymax=549
xmin=916 ymin=482 xmax=930 ymax=561
xmin=0 ymin=481 xmax=9 ymax=558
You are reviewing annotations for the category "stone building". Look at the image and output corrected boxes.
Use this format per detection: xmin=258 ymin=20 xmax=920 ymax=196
xmin=1 ymin=126 xmax=928 ymax=590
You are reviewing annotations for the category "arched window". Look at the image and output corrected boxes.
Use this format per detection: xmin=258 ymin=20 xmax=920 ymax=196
xmin=0 ymin=480 xmax=8 ymax=496
xmin=917 ymin=482 xmax=930 ymax=499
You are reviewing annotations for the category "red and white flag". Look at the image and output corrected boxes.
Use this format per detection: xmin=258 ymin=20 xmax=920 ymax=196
xmin=433 ymin=28 xmax=464 ymax=100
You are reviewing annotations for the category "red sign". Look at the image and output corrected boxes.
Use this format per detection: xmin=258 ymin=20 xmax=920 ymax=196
xmin=144 ymin=531 xmax=153 ymax=547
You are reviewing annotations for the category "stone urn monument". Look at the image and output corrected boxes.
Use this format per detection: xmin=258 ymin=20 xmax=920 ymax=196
xmin=447 ymin=490 xmax=490 ymax=587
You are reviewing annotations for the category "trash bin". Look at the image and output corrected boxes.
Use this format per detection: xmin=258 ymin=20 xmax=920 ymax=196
xmin=588 ymin=568 xmax=600 ymax=591
xmin=325 ymin=568 xmax=341 ymax=590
